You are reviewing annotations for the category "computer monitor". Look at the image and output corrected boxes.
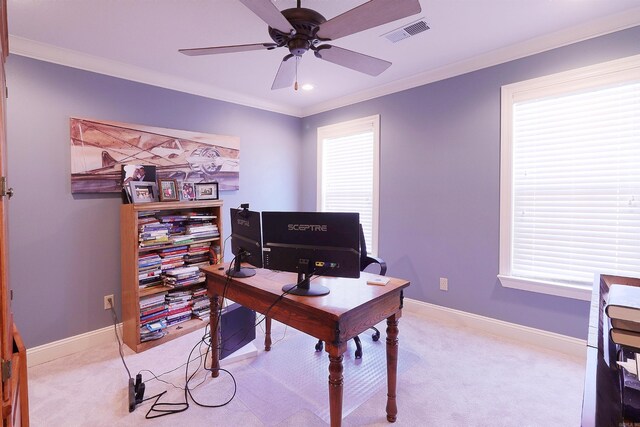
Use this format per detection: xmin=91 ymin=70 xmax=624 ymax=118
xmin=227 ymin=206 xmax=263 ymax=278
xmin=261 ymin=211 xmax=360 ymax=296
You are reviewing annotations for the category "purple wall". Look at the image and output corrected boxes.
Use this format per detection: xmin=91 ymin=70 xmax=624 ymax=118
xmin=6 ymin=25 xmax=639 ymax=347
xmin=5 ymin=56 xmax=301 ymax=347
xmin=301 ymin=26 xmax=640 ymax=339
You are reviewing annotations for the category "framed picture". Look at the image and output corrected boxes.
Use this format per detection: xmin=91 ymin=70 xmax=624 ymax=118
xmin=158 ymin=178 xmax=179 ymax=202
xmin=180 ymin=181 xmax=196 ymax=201
xmin=120 ymin=164 xmax=157 ymax=204
xmin=194 ymin=182 xmax=219 ymax=200
xmin=130 ymin=181 xmax=159 ymax=203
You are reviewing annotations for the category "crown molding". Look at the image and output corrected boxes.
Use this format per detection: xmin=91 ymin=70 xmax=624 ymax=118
xmin=299 ymin=8 xmax=640 ymax=117
xmin=8 ymin=7 xmax=640 ymax=119
xmin=8 ymin=35 xmax=302 ymax=117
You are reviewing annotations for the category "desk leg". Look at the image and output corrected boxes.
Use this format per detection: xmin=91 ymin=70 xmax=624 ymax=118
xmin=265 ymin=317 xmax=272 ymax=351
xmin=326 ymin=343 xmax=347 ymax=427
xmin=209 ymin=294 xmax=220 ymax=378
xmin=386 ymin=313 xmax=400 ymax=422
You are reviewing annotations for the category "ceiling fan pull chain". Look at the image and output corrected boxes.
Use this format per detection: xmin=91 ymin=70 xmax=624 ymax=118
xmin=294 ymin=56 xmax=299 ymax=91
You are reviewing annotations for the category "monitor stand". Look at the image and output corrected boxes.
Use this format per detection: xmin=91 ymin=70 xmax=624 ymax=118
xmin=282 ymin=271 xmax=330 ymax=296
xmin=226 ymin=251 xmax=256 ymax=278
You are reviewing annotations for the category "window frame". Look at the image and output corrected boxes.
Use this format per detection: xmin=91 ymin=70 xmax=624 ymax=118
xmin=499 ymin=54 xmax=640 ymax=301
xmin=316 ymin=115 xmax=380 ymax=256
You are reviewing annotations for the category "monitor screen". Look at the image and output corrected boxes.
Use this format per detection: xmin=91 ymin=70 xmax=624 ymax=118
xmin=228 ymin=207 xmax=263 ymax=278
xmin=261 ymin=211 xmax=360 ymax=296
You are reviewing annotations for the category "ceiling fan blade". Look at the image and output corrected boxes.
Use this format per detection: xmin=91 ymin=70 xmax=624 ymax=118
xmin=271 ymin=54 xmax=297 ymax=90
xmin=314 ymin=45 xmax=391 ymax=76
xmin=316 ymin=0 xmax=421 ymax=41
xmin=239 ymin=0 xmax=294 ymax=34
xmin=179 ymin=43 xmax=277 ymax=56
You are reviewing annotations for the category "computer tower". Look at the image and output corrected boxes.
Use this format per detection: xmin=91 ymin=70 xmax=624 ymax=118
xmin=219 ymin=303 xmax=256 ymax=360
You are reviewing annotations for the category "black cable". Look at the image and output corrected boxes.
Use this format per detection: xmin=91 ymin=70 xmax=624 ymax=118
xmin=108 ymin=298 xmax=132 ymax=380
xmin=132 ymin=256 xmax=329 ymax=418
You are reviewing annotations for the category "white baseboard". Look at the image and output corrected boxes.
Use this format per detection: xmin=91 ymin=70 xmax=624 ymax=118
xmin=26 ymin=323 xmax=258 ymax=368
xmin=27 ymin=324 xmax=123 ymax=367
xmin=27 ymin=299 xmax=586 ymax=367
xmin=403 ymin=298 xmax=586 ymax=359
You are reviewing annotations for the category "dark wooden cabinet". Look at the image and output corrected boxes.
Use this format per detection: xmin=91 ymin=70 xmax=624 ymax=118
xmin=582 ymin=274 xmax=640 ymax=426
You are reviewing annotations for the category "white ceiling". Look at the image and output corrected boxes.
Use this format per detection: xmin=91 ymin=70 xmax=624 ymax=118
xmin=7 ymin=0 xmax=640 ymax=117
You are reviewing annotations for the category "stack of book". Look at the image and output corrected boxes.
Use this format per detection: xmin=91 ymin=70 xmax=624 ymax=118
xmin=163 ymin=265 xmax=205 ymax=288
xmin=605 ymin=284 xmax=640 ymax=349
xmin=139 ymin=292 xmax=168 ymax=341
xmin=186 ymin=217 xmax=219 ymax=240
xmin=165 ymin=290 xmax=193 ymax=326
xmin=158 ymin=245 xmax=188 ymax=271
xmin=138 ymin=253 xmax=162 ymax=289
xmin=184 ymin=242 xmax=213 ymax=267
xmin=191 ymin=286 xmax=210 ymax=321
xmin=138 ymin=221 xmax=172 ymax=248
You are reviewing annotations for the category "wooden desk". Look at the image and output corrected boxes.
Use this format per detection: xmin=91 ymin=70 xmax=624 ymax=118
xmin=202 ymin=265 xmax=410 ymax=427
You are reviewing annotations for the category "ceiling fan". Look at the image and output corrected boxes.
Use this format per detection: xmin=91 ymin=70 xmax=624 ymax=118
xmin=179 ymin=0 xmax=422 ymax=90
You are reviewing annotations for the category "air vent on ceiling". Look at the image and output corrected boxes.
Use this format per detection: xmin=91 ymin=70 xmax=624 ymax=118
xmin=382 ymin=18 xmax=429 ymax=43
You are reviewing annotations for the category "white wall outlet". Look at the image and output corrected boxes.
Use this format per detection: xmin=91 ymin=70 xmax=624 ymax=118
xmin=439 ymin=277 xmax=448 ymax=291
xmin=104 ymin=294 xmax=114 ymax=310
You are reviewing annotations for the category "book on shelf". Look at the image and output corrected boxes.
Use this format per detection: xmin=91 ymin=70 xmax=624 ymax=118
xmin=611 ymin=328 xmax=640 ymax=350
xmin=140 ymin=329 xmax=167 ymax=342
xmin=165 ymin=266 xmax=200 ymax=276
xmin=612 ymin=318 xmax=640 ymax=332
xmin=140 ymin=303 xmax=168 ymax=317
xmin=140 ymin=292 xmax=168 ymax=308
xmin=140 ymin=310 xmax=169 ymax=324
xmin=606 ymin=284 xmax=640 ymax=323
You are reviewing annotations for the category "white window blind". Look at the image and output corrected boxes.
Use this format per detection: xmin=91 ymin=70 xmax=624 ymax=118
xmin=317 ymin=115 xmax=380 ymax=255
xmin=500 ymin=55 xmax=640 ymax=297
xmin=512 ymin=82 xmax=640 ymax=285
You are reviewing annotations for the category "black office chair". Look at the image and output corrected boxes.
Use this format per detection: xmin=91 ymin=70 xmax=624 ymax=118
xmin=314 ymin=224 xmax=387 ymax=359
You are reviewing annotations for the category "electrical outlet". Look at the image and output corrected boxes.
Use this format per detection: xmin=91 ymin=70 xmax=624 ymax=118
xmin=104 ymin=294 xmax=114 ymax=310
xmin=439 ymin=277 xmax=448 ymax=291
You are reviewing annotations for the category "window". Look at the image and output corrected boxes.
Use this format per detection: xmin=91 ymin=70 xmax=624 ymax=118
xmin=317 ymin=115 xmax=380 ymax=256
xmin=500 ymin=55 xmax=640 ymax=300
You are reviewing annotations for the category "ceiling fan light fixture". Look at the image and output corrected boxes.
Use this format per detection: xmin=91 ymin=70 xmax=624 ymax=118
xmin=180 ymin=0 xmax=422 ymax=90
xmin=301 ymin=83 xmax=314 ymax=91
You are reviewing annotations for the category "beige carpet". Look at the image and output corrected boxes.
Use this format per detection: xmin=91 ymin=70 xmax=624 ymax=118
xmin=26 ymin=309 xmax=586 ymax=426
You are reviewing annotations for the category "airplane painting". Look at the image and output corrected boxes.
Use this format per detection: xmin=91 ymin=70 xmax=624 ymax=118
xmin=70 ymin=118 xmax=240 ymax=193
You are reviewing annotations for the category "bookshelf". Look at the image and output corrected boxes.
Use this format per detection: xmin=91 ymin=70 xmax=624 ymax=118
xmin=120 ymin=200 xmax=223 ymax=352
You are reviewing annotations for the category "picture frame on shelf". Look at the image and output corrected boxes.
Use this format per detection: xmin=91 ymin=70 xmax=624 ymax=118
xmin=181 ymin=181 xmax=196 ymax=201
xmin=194 ymin=182 xmax=219 ymax=200
xmin=130 ymin=181 xmax=159 ymax=203
xmin=158 ymin=178 xmax=179 ymax=202
xmin=120 ymin=164 xmax=157 ymax=204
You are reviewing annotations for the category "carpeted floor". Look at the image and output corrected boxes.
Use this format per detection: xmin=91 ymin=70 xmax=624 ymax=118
xmin=26 ymin=307 xmax=586 ymax=426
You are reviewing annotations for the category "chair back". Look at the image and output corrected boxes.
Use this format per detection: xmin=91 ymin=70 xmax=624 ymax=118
xmin=359 ymin=224 xmax=387 ymax=275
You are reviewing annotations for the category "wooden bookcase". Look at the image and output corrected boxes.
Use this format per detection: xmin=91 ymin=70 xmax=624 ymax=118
xmin=120 ymin=200 xmax=223 ymax=352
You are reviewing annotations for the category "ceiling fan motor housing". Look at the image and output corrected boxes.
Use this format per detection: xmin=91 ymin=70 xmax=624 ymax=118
xmin=268 ymin=7 xmax=326 ymax=56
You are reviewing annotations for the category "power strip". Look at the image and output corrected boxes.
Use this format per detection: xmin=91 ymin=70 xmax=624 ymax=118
xmin=128 ymin=373 xmax=145 ymax=412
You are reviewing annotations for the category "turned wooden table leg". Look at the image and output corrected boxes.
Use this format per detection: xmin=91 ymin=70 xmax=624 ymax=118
xmin=265 ymin=316 xmax=272 ymax=351
xmin=326 ymin=343 xmax=347 ymax=427
xmin=386 ymin=312 xmax=401 ymax=422
xmin=209 ymin=293 xmax=221 ymax=377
